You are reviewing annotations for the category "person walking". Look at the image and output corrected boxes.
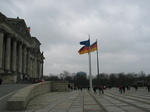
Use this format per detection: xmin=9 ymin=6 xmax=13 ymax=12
xmin=134 ymin=85 xmax=138 ymax=91
xmin=147 ymin=84 xmax=150 ymax=92
xmin=0 ymin=78 xmax=2 ymax=85
xmin=93 ymin=86 xmax=97 ymax=94
xmin=101 ymin=85 xmax=104 ymax=94
xmin=119 ymin=85 xmax=123 ymax=93
xmin=122 ymin=85 xmax=125 ymax=93
xmin=87 ymin=86 xmax=90 ymax=92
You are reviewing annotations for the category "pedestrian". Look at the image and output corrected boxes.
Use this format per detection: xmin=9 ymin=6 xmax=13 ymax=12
xmin=68 ymin=84 xmax=70 ymax=89
xmin=0 ymin=78 xmax=2 ymax=85
xmin=147 ymin=84 xmax=150 ymax=92
xmin=119 ymin=85 xmax=122 ymax=93
xmin=126 ymin=85 xmax=130 ymax=90
xmin=122 ymin=85 xmax=125 ymax=93
xmin=87 ymin=86 xmax=90 ymax=92
xmin=93 ymin=86 xmax=97 ymax=94
xmin=101 ymin=85 xmax=104 ymax=94
xmin=134 ymin=85 xmax=138 ymax=91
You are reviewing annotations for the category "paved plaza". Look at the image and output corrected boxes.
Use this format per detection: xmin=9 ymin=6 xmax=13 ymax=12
xmin=24 ymin=87 xmax=150 ymax=112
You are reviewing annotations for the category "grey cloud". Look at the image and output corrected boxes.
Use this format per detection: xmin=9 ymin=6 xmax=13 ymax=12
xmin=1 ymin=0 xmax=150 ymax=75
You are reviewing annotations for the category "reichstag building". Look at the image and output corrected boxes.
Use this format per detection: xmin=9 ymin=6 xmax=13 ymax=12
xmin=0 ymin=12 xmax=45 ymax=83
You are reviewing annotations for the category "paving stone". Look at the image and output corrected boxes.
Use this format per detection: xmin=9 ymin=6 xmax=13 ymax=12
xmin=24 ymin=87 xmax=150 ymax=112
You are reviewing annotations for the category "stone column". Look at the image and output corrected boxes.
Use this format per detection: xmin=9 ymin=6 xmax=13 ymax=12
xmin=40 ymin=61 xmax=43 ymax=78
xmin=28 ymin=56 xmax=31 ymax=78
xmin=36 ymin=60 xmax=39 ymax=78
xmin=26 ymin=48 xmax=30 ymax=76
xmin=12 ymin=40 xmax=17 ymax=72
xmin=5 ymin=36 xmax=11 ymax=72
xmin=32 ymin=59 xmax=34 ymax=78
xmin=41 ymin=61 xmax=44 ymax=77
xmin=0 ymin=33 xmax=4 ymax=72
xmin=22 ymin=46 xmax=27 ymax=74
xmin=29 ymin=58 xmax=33 ymax=78
xmin=18 ymin=43 xmax=22 ymax=74
xmin=34 ymin=58 xmax=37 ymax=78
xmin=38 ymin=61 xmax=41 ymax=78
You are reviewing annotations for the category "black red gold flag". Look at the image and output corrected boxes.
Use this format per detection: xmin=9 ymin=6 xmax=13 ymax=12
xmin=78 ymin=45 xmax=89 ymax=54
xmin=90 ymin=41 xmax=97 ymax=52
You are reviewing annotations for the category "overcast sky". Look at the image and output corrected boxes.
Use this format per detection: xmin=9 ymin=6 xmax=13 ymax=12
xmin=1 ymin=0 xmax=150 ymax=76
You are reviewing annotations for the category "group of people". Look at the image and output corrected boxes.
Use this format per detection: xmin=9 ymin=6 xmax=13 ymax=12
xmin=119 ymin=85 xmax=139 ymax=93
xmin=119 ymin=84 xmax=150 ymax=93
xmin=76 ymin=86 xmax=105 ymax=94
xmin=93 ymin=86 xmax=105 ymax=94
xmin=119 ymin=85 xmax=126 ymax=93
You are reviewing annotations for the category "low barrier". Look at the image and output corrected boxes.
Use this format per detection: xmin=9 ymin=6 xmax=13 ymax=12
xmin=7 ymin=81 xmax=68 ymax=110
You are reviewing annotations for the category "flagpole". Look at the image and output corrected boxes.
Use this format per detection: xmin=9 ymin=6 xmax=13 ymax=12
xmin=89 ymin=34 xmax=93 ymax=92
xmin=96 ymin=39 xmax=100 ymax=85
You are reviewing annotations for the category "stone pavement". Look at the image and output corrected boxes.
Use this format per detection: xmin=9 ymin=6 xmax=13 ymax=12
xmin=24 ymin=87 xmax=150 ymax=112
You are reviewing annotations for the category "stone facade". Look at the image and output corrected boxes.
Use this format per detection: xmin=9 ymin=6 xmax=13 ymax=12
xmin=0 ymin=12 xmax=45 ymax=83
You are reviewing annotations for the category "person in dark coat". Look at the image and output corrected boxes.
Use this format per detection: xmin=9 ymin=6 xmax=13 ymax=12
xmin=87 ymin=86 xmax=90 ymax=92
xmin=101 ymin=86 xmax=104 ymax=94
xmin=122 ymin=85 xmax=125 ymax=93
xmin=93 ymin=86 xmax=97 ymax=94
xmin=134 ymin=85 xmax=138 ymax=91
xmin=0 ymin=78 xmax=2 ymax=85
xmin=147 ymin=84 xmax=150 ymax=92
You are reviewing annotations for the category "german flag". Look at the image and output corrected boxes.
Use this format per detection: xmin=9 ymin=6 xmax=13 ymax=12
xmin=90 ymin=41 xmax=97 ymax=52
xmin=78 ymin=45 xmax=89 ymax=54
xmin=27 ymin=27 xmax=30 ymax=32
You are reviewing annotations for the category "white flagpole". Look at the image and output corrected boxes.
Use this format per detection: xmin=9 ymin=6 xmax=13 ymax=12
xmin=88 ymin=34 xmax=93 ymax=92
xmin=96 ymin=39 xmax=100 ymax=85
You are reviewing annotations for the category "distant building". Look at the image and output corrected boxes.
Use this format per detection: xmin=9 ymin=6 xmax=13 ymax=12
xmin=76 ymin=71 xmax=87 ymax=78
xmin=0 ymin=12 xmax=45 ymax=83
